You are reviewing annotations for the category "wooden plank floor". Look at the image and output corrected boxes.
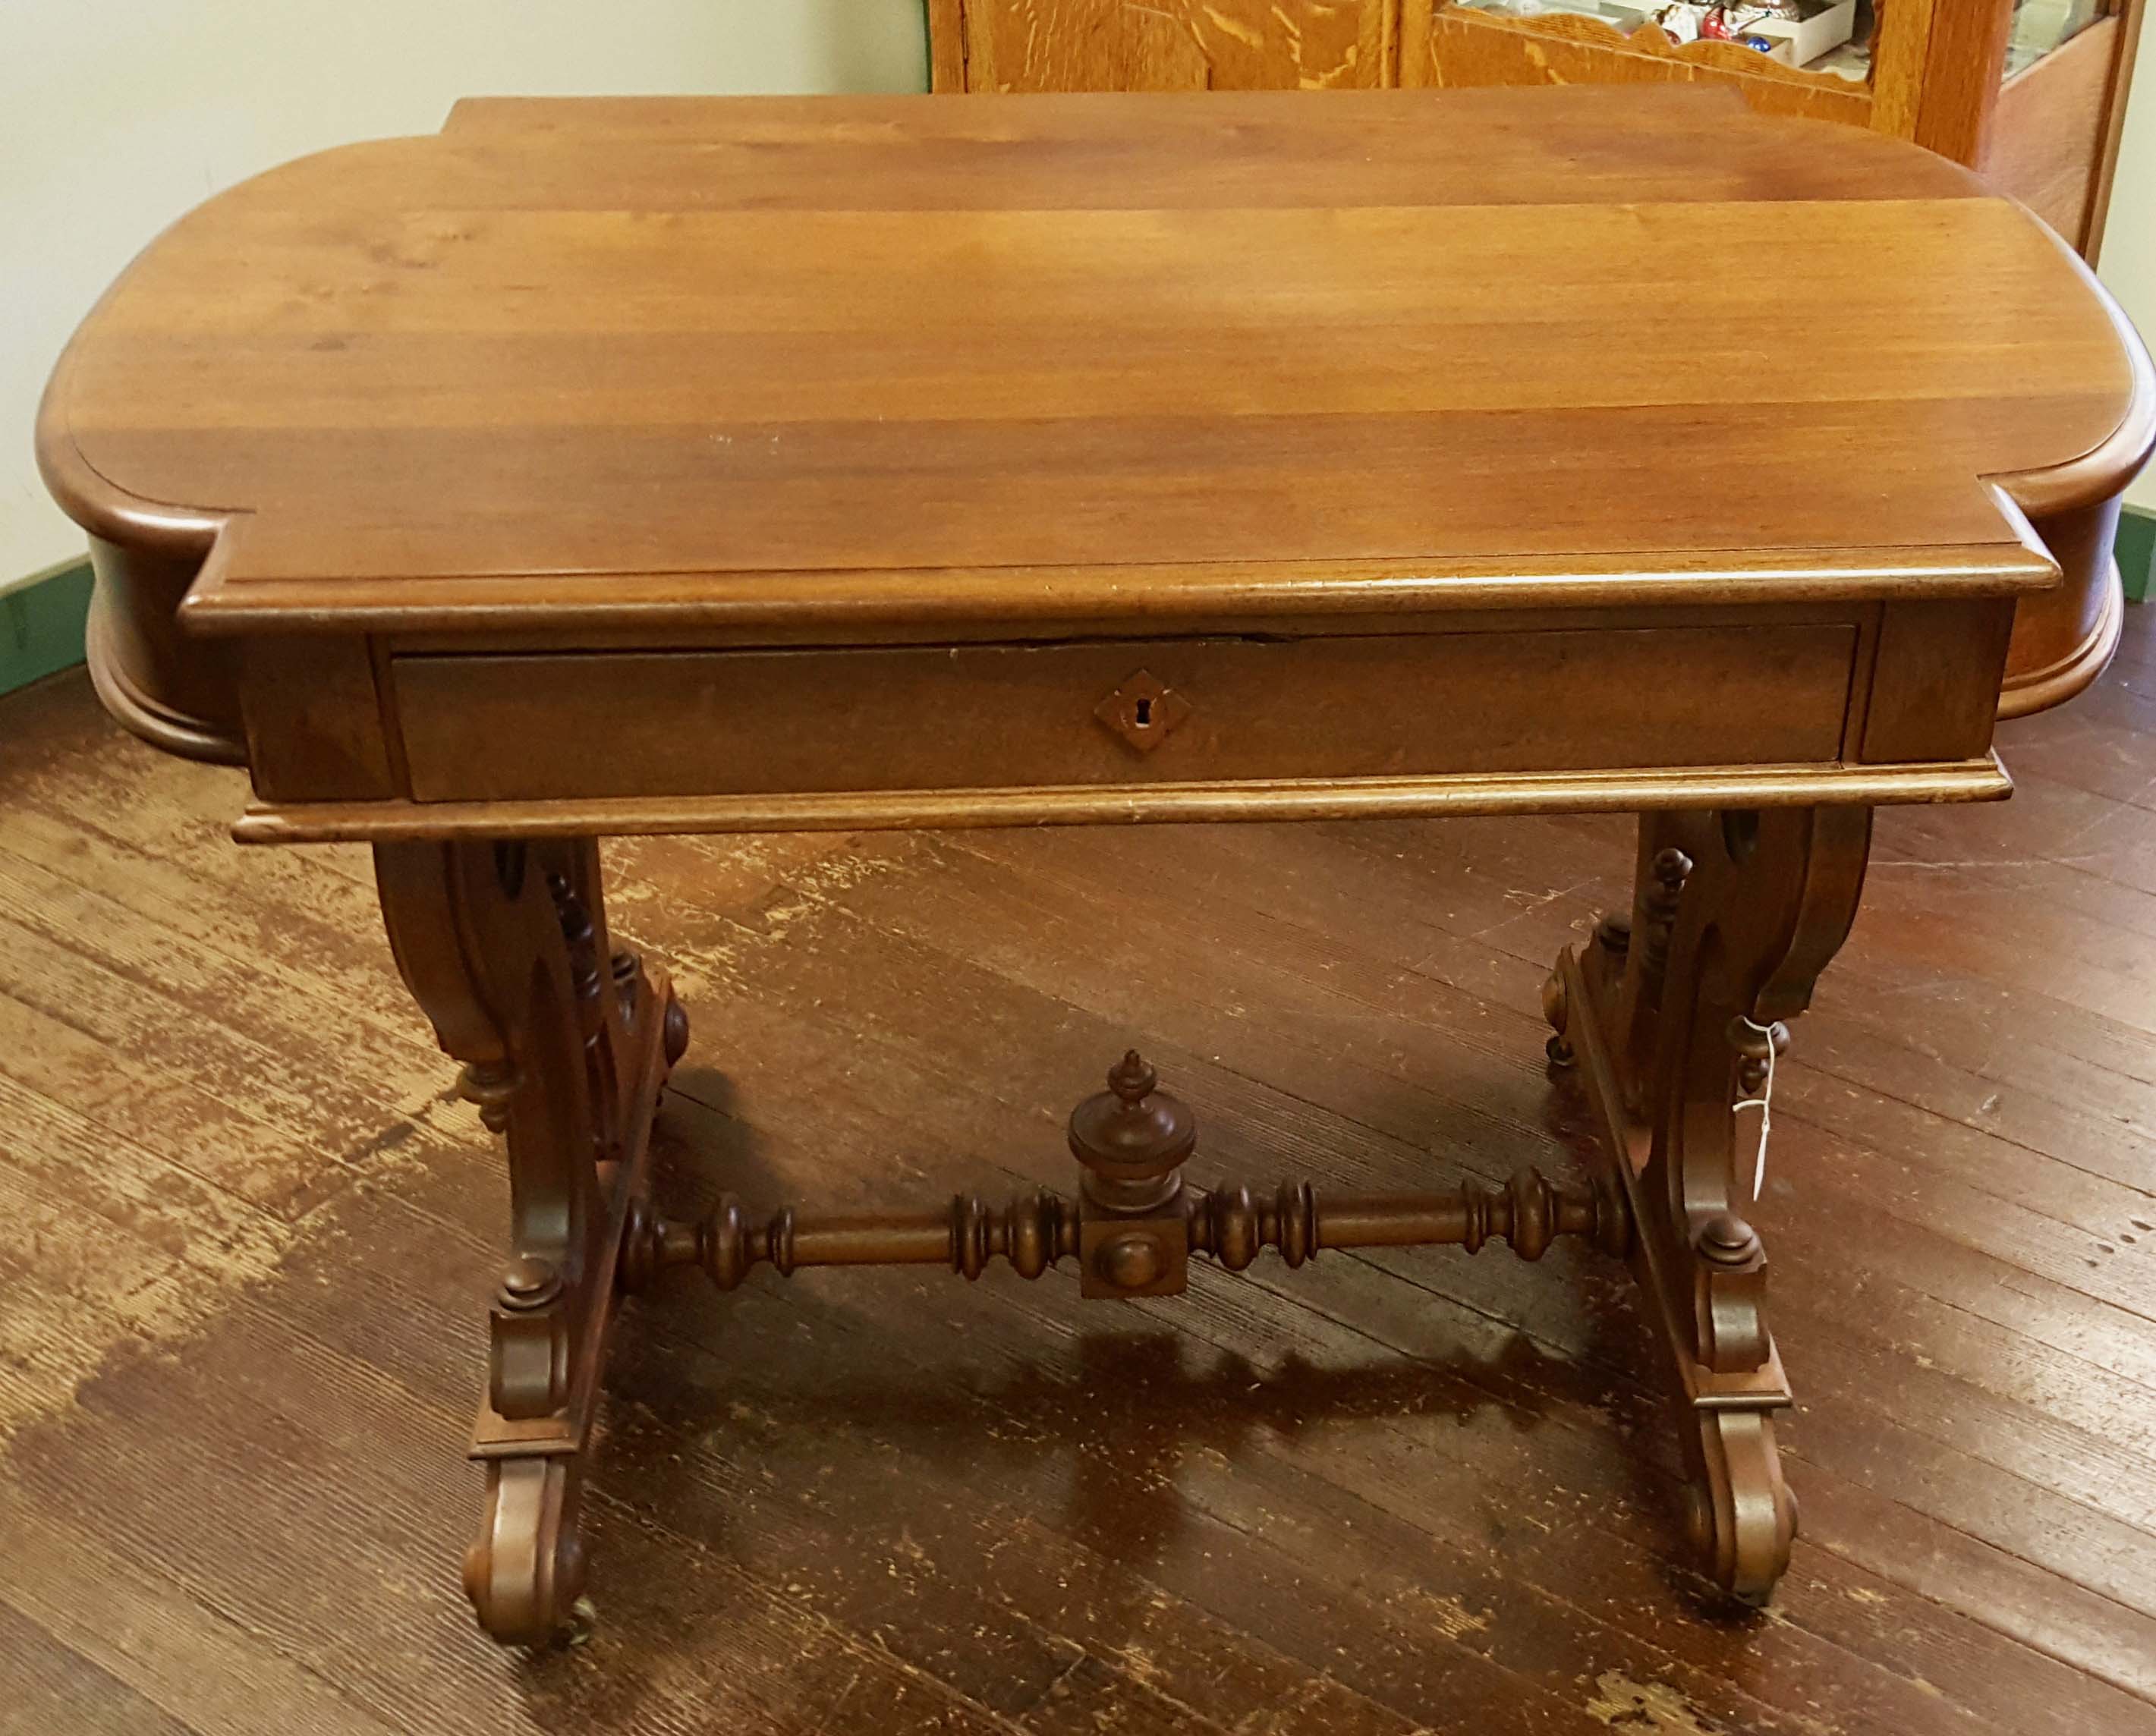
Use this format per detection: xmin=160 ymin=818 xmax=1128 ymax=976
xmin=4 ymin=614 xmax=2156 ymax=1734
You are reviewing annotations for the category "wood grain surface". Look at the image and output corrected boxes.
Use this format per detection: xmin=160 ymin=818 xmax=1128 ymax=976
xmin=387 ymin=624 xmax=1857 ymax=801
xmin=5 ymin=619 xmax=2156 ymax=1730
xmin=37 ymin=86 xmax=2145 ymax=639
xmin=933 ymin=0 xmax=1396 ymax=92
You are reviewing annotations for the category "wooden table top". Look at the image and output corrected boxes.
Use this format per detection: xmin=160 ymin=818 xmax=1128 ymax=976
xmin=38 ymin=86 xmax=2151 ymax=640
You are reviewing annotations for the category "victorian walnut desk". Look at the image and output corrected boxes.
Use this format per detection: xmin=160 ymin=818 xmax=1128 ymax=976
xmin=37 ymin=86 xmax=2153 ymax=1645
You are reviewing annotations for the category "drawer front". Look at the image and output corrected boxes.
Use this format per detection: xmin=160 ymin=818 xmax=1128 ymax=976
xmin=392 ymin=624 xmax=1857 ymax=804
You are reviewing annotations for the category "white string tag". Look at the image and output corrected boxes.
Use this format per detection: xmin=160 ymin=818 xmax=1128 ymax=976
xmin=1732 ymin=1016 xmax=1777 ymax=1203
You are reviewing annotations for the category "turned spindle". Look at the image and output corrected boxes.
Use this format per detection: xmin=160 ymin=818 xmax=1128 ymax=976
xmin=1726 ymin=1014 xmax=1790 ymax=1099
xmin=1188 ymin=1165 xmax=1631 ymax=1266
xmin=1639 ymin=847 xmax=1693 ymax=988
xmin=617 ymin=1052 xmax=1630 ymax=1303
xmin=617 ymin=1188 xmax=1084 ymax=1294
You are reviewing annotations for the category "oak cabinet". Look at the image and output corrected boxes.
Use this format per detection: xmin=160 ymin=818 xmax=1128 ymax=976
xmin=927 ymin=0 xmax=1396 ymax=93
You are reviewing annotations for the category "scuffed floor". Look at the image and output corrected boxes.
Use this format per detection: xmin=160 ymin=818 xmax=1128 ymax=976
xmin=4 ymin=611 xmax=2156 ymax=1734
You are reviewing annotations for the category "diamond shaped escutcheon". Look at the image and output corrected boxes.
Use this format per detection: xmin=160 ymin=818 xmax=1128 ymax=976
xmin=1094 ymin=669 xmax=1192 ymax=755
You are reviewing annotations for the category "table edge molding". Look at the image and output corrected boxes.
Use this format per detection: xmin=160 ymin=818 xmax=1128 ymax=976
xmin=231 ymin=756 xmax=2014 ymax=844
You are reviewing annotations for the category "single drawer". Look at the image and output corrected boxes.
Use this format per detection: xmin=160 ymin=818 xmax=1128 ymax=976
xmin=392 ymin=624 xmax=1857 ymax=803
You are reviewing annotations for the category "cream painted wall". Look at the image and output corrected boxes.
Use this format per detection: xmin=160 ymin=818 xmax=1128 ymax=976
xmin=1 ymin=0 xmax=927 ymax=584
xmin=2098 ymin=3 xmax=2156 ymax=511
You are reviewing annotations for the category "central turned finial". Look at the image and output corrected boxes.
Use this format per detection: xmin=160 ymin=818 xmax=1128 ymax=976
xmin=1066 ymin=1050 xmax=1198 ymax=1298
xmin=1068 ymin=1049 xmax=1196 ymax=1186
xmin=1108 ymin=1049 xmax=1154 ymax=1105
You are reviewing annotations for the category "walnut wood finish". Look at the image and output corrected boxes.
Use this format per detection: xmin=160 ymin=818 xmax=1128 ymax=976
xmin=638 ymin=1151 xmax=1629 ymax=1277
xmin=615 ymin=1055 xmax=1629 ymax=1304
xmin=373 ymin=838 xmax=686 ymax=1643
xmin=37 ymin=90 xmax=2150 ymax=778
xmin=923 ymin=11 xmax=2145 ymax=700
xmin=389 ymin=623 xmax=1860 ymax=805
xmin=1547 ymin=806 xmax=1873 ymax=1602
xmin=30 ymin=90 xmax=2154 ymax=1649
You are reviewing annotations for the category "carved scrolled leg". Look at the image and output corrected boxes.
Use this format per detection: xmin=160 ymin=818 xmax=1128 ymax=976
xmin=1548 ymin=806 xmax=1870 ymax=1606
xmin=376 ymin=838 xmax=677 ymax=1646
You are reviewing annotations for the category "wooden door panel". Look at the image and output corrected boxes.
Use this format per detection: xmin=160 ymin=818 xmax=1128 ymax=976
xmin=930 ymin=0 xmax=1396 ymax=92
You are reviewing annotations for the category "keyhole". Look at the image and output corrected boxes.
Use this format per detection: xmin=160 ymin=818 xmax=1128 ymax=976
xmin=1134 ymin=697 xmax=1154 ymax=728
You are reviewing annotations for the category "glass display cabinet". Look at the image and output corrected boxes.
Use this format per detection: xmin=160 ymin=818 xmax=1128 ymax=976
xmin=1991 ymin=0 xmax=2142 ymax=251
xmin=929 ymin=0 xmax=2143 ymax=256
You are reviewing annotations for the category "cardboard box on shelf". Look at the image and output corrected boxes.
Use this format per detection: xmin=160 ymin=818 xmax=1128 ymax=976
xmin=1742 ymin=0 xmax=1857 ymax=69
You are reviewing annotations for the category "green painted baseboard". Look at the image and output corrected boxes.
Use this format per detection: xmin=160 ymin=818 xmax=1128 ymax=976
xmin=0 ymin=558 xmax=93 ymax=698
xmin=2120 ymin=506 xmax=2156 ymax=605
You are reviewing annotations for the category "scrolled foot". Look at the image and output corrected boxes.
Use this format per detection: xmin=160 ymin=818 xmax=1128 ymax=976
xmin=1685 ymin=1410 xmax=1797 ymax=1608
xmin=463 ymin=1457 xmax=587 ymax=1645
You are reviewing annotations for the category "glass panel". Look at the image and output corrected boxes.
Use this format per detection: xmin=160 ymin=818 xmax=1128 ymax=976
xmin=2006 ymin=0 xmax=2104 ymax=76
xmin=1454 ymin=2 xmax=1667 ymax=24
xmin=1452 ymin=2 xmax=1870 ymax=77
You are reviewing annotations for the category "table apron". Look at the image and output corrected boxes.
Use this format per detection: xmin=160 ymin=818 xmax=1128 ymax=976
xmin=393 ymin=624 xmax=1856 ymax=800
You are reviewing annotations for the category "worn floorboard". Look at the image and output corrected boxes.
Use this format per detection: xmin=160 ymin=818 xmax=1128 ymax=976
xmin=3 ymin=610 xmax=2155 ymax=1733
